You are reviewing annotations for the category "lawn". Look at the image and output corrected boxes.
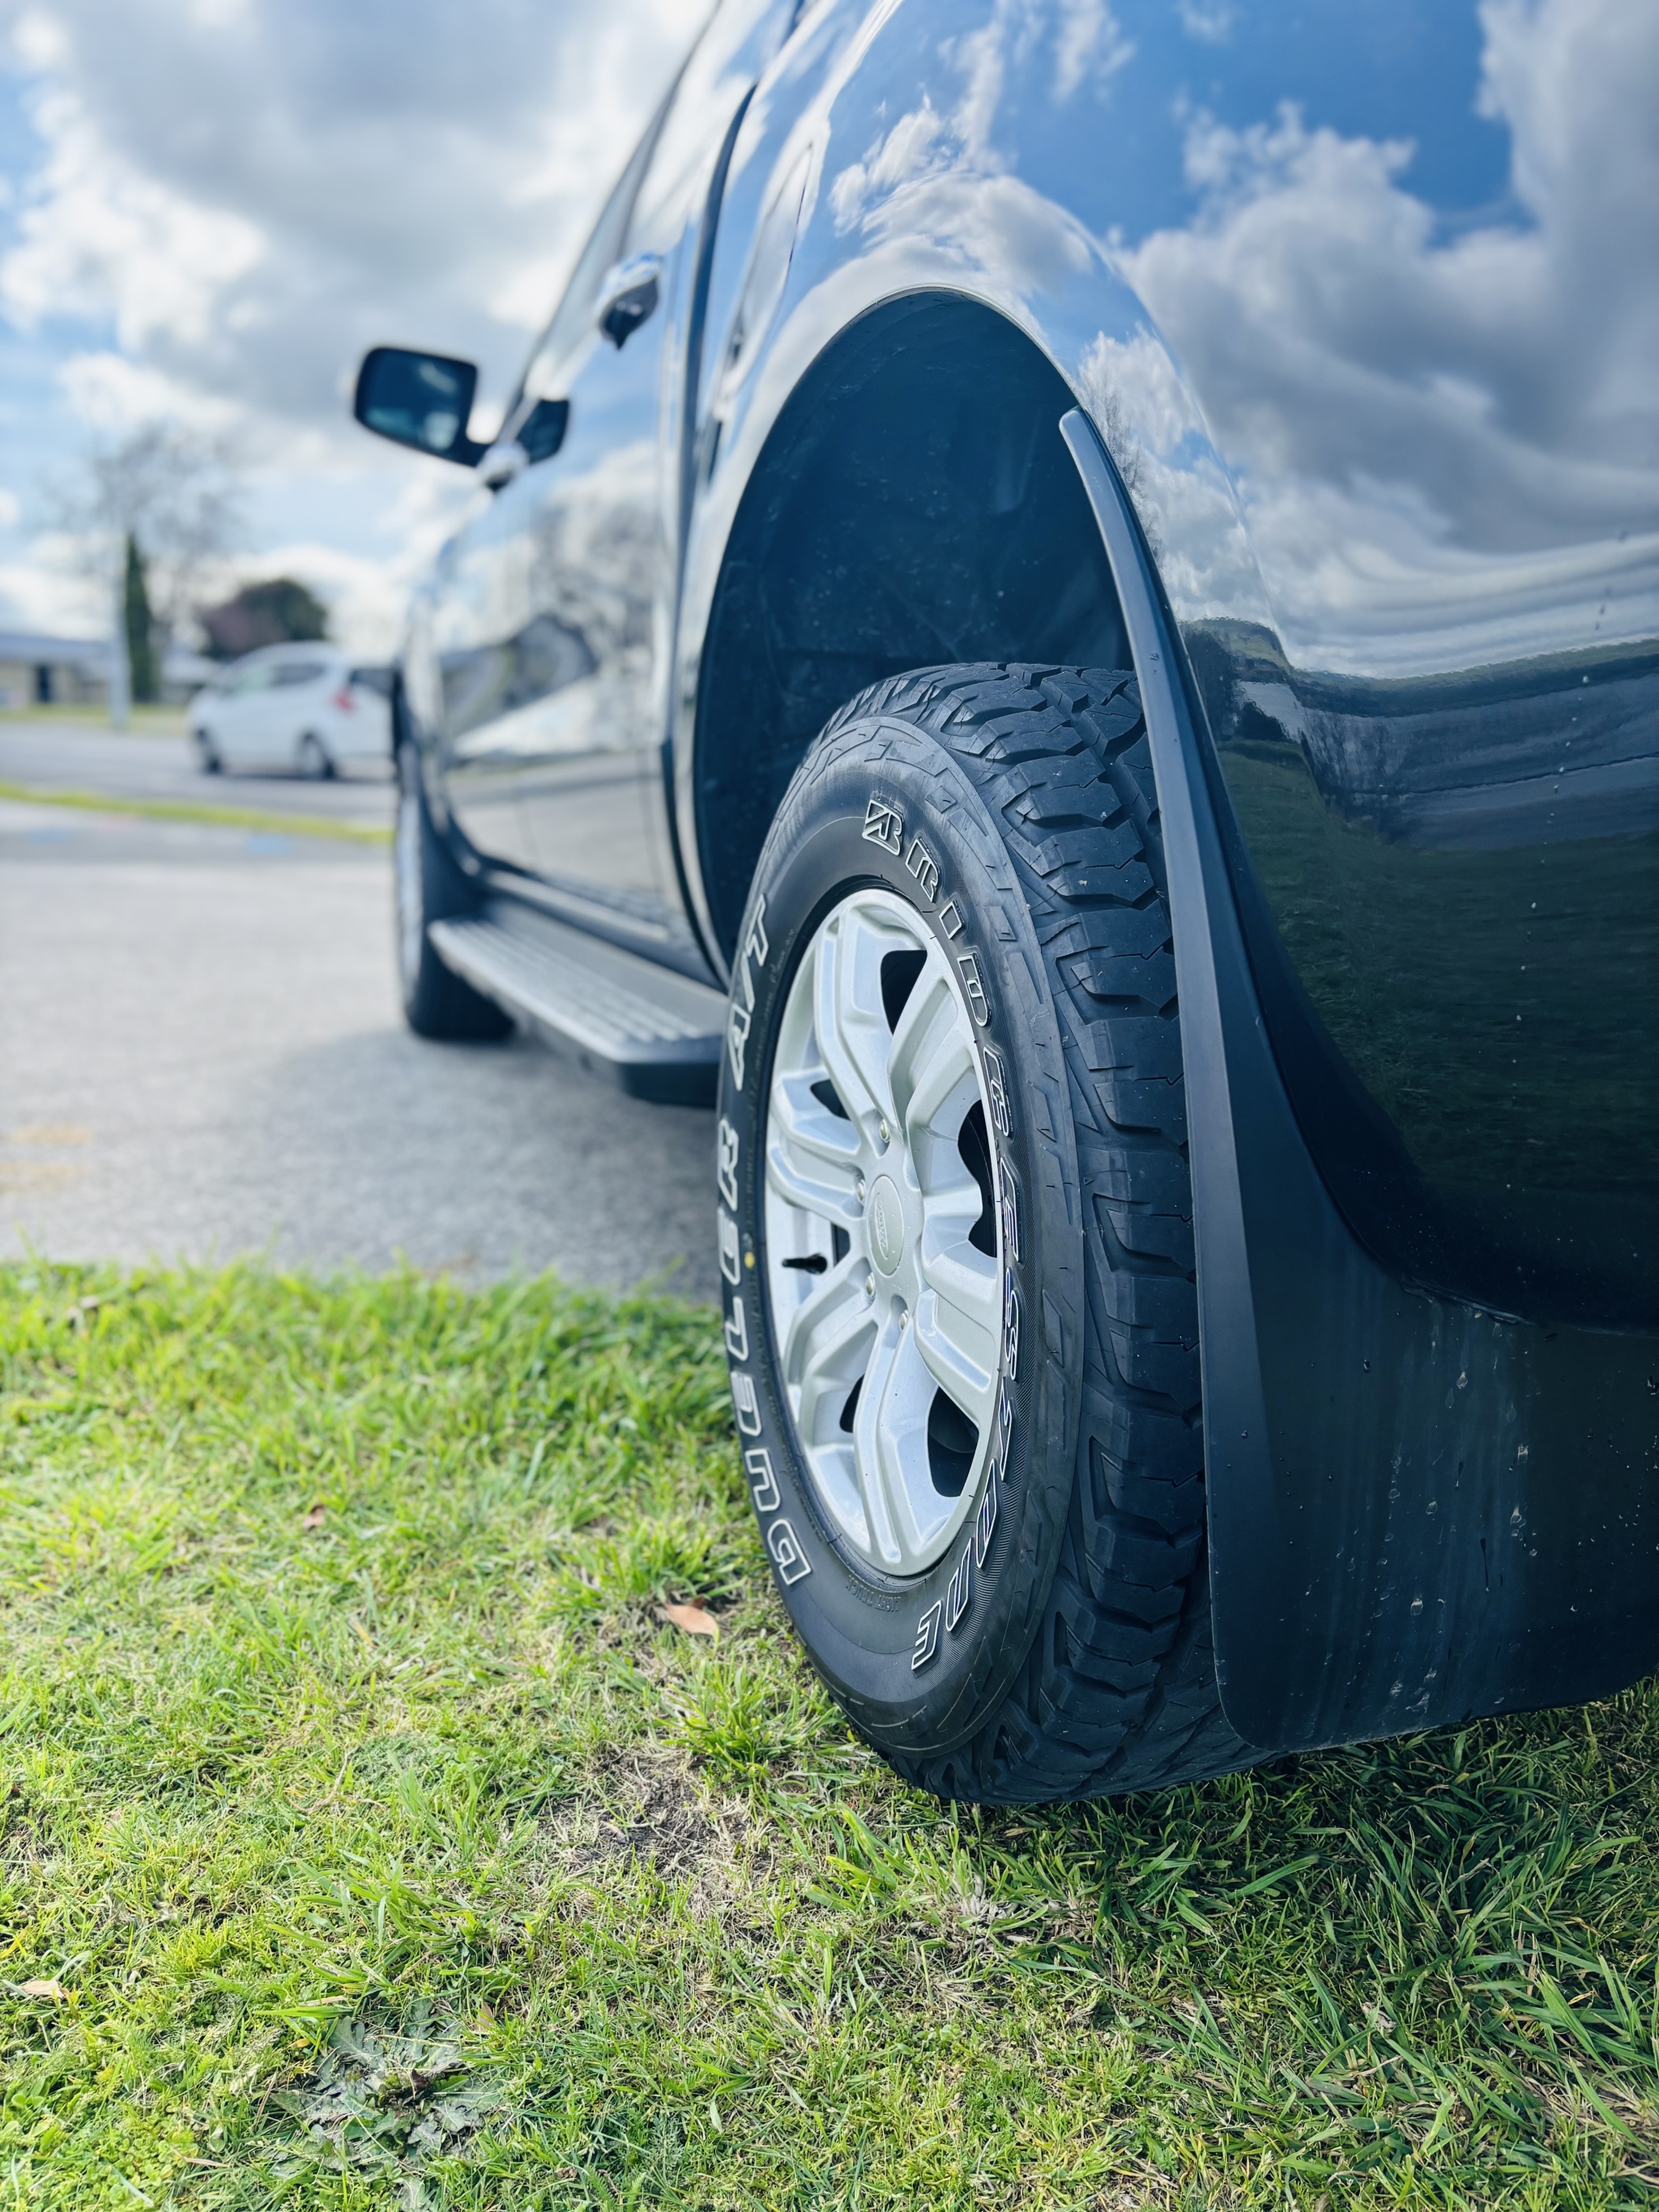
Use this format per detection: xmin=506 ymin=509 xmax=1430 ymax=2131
xmin=2 ymin=1264 xmax=1655 ymax=2209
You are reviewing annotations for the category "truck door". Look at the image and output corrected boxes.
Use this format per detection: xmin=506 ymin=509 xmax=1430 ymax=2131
xmin=434 ymin=0 xmax=796 ymax=960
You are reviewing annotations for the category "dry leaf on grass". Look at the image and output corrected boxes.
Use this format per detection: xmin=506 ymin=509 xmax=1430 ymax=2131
xmin=15 ymin=1979 xmax=66 ymax=2001
xmin=301 ymin=1503 xmax=326 ymax=1529
xmin=659 ymin=1602 xmax=719 ymax=1641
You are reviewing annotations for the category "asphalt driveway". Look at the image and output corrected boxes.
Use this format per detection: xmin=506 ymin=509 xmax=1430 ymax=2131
xmin=0 ymin=721 xmax=718 ymax=1299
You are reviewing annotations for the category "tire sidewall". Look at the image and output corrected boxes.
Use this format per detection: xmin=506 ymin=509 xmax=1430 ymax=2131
xmin=718 ymin=714 xmax=1084 ymax=1757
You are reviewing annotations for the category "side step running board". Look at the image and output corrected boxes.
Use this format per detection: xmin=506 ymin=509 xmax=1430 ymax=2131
xmin=429 ymin=901 xmax=724 ymax=1105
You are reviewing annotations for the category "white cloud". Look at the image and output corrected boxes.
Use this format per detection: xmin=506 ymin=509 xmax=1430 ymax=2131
xmin=55 ymin=349 xmax=243 ymax=435
xmin=1052 ymin=0 xmax=1132 ymax=102
xmin=2 ymin=83 xmax=264 ymax=349
xmin=834 ymin=0 xmax=1131 ymax=236
xmin=1175 ymin=0 xmax=1233 ymax=44
xmin=0 ymin=533 xmax=104 ymax=633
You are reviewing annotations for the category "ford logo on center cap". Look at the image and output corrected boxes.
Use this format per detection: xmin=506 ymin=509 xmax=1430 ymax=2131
xmin=868 ymin=1174 xmax=904 ymax=1275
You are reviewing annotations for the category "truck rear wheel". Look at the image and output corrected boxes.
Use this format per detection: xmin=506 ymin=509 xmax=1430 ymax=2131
xmin=716 ymin=663 xmax=1252 ymax=1801
xmin=394 ymin=743 xmax=512 ymax=1042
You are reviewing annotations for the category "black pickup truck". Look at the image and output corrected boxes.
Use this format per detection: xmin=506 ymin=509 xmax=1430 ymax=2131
xmin=353 ymin=0 xmax=1658 ymax=1805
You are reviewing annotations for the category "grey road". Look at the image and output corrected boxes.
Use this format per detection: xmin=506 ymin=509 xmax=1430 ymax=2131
xmin=0 ymin=724 xmax=719 ymax=1300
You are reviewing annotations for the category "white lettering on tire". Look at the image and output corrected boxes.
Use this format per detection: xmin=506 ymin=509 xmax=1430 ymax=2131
xmin=717 ymin=1118 xmax=740 ymax=1209
xmin=768 ymin=1519 xmax=812 ymax=1583
xmin=744 ymin=1447 xmax=780 ymax=1513
xmin=731 ymin=1371 xmax=761 ymax=1436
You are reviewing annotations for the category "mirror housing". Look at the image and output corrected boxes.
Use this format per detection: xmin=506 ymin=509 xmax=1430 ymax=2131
xmin=353 ymin=347 xmax=485 ymax=465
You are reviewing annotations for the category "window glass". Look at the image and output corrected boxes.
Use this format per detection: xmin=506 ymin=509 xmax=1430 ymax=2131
xmin=624 ymin=0 xmax=788 ymax=256
xmin=518 ymin=0 xmax=793 ymax=407
xmin=516 ymin=398 xmax=569 ymax=464
xmin=232 ymin=663 xmax=274 ymax=693
xmin=518 ymin=101 xmax=673 ymax=403
xmin=271 ymin=662 xmax=327 ymax=688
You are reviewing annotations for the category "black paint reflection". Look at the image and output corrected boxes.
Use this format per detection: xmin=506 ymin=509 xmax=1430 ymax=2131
xmin=441 ymin=613 xmax=596 ymax=741
xmin=1189 ymin=627 xmax=1659 ymax=1327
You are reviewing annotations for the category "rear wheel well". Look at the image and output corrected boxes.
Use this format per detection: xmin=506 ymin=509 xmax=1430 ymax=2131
xmin=693 ymin=292 xmax=1128 ymax=961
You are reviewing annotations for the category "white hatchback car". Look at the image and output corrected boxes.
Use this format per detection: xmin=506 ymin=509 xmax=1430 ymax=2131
xmin=187 ymin=646 xmax=392 ymax=778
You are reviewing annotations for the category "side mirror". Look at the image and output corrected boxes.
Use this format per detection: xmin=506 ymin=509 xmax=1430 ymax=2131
xmin=353 ymin=347 xmax=485 ymax=465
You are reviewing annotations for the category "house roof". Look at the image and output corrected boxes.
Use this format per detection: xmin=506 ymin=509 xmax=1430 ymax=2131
xmin=0 ymin=630 xmax=109 ymax=667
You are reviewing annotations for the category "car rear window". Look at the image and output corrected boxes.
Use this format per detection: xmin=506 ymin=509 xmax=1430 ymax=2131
xmin=348 ymin=666 xmax=392 ymax=697
xmin=272 ymin=661 xmax=328 ymax=688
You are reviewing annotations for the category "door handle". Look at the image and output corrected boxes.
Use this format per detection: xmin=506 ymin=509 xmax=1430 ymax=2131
xmin=595 ymin=253 xmax=663 ymax=348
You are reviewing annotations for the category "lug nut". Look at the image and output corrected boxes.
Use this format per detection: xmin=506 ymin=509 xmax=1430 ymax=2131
xmin=878 ymin=1119 xmax=891 ymax=1147
xmin=864 ymin=1273 xmax=875 ymax=1297
xmin=856 ymin=1174 xmax=866 ymax=1203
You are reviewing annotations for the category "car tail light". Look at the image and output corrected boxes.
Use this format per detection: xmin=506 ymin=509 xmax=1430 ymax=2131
xmin=332 ymin=684 xmax=355 ymax=711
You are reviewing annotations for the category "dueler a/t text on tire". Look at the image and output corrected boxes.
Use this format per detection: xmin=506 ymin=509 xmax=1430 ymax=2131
xmin=717 ymin=663 xmax=1252 ymax=1803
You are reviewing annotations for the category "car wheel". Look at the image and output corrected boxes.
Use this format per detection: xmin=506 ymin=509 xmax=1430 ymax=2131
xmin=394 ymin=741 xmax=514 ymax=1042
xmin=194 ymin=731 xmax=222 ymax=774
xmin=717 ymin=663 xmax=1254 ymax=1804
xmin=297 ymin=731 xmax=335 ymax=781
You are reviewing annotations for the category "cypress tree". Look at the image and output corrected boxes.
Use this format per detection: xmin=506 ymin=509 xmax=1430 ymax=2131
xmin=124 ymin=533 xmax=159 ymax=705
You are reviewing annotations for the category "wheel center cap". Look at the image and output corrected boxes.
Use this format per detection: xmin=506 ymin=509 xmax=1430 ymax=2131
xmin=868 ymin=1174 xmax=906 ymax=1276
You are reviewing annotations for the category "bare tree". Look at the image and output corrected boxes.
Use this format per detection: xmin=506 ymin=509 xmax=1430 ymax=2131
xmin=48 ymin=422 xmax=243 ymax=724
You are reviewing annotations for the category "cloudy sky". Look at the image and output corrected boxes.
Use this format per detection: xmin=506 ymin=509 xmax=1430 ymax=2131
xmin=0 ymin=0 xmax=707 ymax=648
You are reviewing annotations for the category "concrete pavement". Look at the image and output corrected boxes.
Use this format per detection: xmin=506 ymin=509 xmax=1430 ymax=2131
xmin=0 ymin=739 xmax=719 ymax=1300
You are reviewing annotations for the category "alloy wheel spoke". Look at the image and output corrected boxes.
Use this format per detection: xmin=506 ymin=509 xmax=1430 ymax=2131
xmin=915 ymin=1243 xmax=1000 ymax=1432
xmin=771 ymin=1067 xmax=864 ymax=1170
xmin=815 ymin=909 xmax=897 ymax=1134
xmin=766 ymin=1129 xmax=862 ymax=1224
xmin=784 ymin=1258 xmax=870 ymax=1401
xmin=900 ymin=997 xmax=977 ymax=1148
xmin=850 ymin=1320 xmax=911 ymax=1570
xmin=886 ymin=959 xmax=962 ymax=1129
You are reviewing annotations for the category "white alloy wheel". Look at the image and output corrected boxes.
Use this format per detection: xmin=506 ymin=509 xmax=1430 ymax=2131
xmin=762 ymin=888 xmax=1001 ymax=1578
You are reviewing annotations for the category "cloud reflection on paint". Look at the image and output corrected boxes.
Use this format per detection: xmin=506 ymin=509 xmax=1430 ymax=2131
xmin=1109 ymin=0 xmax=1659 ymax=672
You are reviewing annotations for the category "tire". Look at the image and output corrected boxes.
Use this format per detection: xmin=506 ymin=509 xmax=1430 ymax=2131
xmin=717 ymin=662 xmax=1254 ymax=1803
xmin=194 ymin=731 xmax=222 ymax=774
xmin=298 ymin=731 xmax=335 ymax=781
xmin=394 ymin=741 xmax=514 ymax=1042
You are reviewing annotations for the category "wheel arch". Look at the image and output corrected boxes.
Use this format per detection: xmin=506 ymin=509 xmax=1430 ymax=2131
xmin=687 ymin=291 xmax=1132 ymax=966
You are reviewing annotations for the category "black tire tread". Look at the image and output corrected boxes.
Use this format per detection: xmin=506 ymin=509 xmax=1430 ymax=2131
xmin=817 ymin=661 xmax=1255 ymax=1802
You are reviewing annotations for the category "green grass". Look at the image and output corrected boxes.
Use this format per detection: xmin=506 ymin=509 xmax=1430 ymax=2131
xmin=2 ymin=1264 xmax=1657 ymax=2209
xmin=0 ymin=782 xmax=389 ymax=845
